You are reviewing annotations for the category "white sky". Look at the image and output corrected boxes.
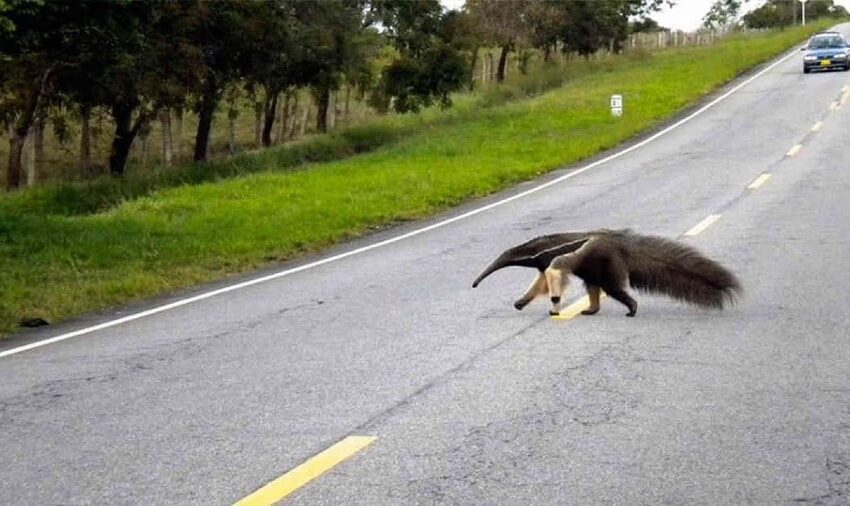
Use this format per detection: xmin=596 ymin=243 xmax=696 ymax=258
xmin=439 ymin=0 xmax=850 ymax=32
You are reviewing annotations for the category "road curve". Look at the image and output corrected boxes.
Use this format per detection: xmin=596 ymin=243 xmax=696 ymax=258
xmin=3 ymin=25 xmax=850 ymax=504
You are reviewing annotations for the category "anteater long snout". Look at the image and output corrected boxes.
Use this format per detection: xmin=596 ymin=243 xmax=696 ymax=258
xmin=472 ymin=254 xmax=513 ymax=288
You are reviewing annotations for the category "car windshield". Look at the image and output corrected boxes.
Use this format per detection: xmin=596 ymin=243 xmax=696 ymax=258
xmin=808 ymin=36 xmax=846 ymax=49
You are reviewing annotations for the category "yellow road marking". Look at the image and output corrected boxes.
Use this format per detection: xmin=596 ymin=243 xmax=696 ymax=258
xmin=684 ymin=214 xmax=722 ymax=237
xmin=551 ymin=294 xmax=607 ymax=320
xmin=811 ymin=121 xmax=823 ymax=132
xmin=234 ymin=436 xmax=376 ymax=506
xmin=786 ymin=144 xmax=803 ymax=157
xmin=747 ymin=173 xmax=772 ymax=190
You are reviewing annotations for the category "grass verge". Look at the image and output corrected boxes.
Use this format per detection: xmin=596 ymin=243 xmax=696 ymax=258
xmin=0 ymin=22 xmax=832 ymax=337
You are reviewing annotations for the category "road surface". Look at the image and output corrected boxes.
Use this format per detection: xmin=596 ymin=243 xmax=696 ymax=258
xmin=3 ymin=26 xmax=850 ymax=505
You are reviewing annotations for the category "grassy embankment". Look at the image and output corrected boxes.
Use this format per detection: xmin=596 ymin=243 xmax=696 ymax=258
xmin=0 ymin=22 xmax=831 ymax=336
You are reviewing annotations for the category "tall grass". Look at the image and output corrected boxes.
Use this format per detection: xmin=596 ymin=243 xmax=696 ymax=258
xmin=0 ymin=22 xmax=832 ymax=337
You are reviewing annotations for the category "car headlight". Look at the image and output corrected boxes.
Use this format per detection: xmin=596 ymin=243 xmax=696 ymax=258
xmin=835 ymin=53 xmax=847 ymax=59
xmin=804 ymin=55 xmax=817 ymax=61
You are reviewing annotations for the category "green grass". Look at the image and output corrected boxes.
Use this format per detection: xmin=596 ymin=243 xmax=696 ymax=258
xmin=0 ymin=22 xmax=832 ymax=337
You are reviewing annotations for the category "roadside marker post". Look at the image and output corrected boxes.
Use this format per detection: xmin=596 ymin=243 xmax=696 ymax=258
xmin=611 ymin=94 xmax=623 ymax=117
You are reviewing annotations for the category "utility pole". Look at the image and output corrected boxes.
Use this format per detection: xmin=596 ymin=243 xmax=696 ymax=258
xmin=800 ymin=0 xmax=808 ymax=26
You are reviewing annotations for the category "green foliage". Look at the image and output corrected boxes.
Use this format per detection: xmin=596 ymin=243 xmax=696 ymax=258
xmin=0 ymin=0 xmax=14 ymax=34
xmin=703 ymin=0 xmax=742 ymax=30
xmin=369 ymin=0 xmax=469 ymax=113
xmin=630 ymin=17 xmax=667 ymax=33
xmin=0 ymin=22 xmax=831 ymax=336
xmin=743 ymin=0 xmax=847 ymax=29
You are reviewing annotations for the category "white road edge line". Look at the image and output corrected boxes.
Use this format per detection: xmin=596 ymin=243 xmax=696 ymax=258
xmin=0 ymin=48 xmax=802 ymax=360
xmin=684 ymin=214 xmax=722 ymax=237
xmin=811 ymin=121 xmax=823 ymax=132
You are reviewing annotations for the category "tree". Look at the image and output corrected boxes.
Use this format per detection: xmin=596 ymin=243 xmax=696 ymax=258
xmin=370 ymin=0 xmax=468 ymax=112
xmin=240 ymin=0 xmax=299 ymax=147
xmin=742 ymin=0 xmax=844 ymax=29
xmin=703 ymin=0 xmax=741 ymax=30
xmin=0 ymin=0 xmax=78 ymax=189
xmin=295 ymin=0 xmax=371 ymax=133
xmin=630 ymin=17 xmax=667 ymax=33
xmin=466 ymin=0 xmax=527 ymax=82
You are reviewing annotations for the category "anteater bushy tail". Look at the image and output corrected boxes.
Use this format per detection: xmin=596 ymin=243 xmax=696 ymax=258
xmin=623 ymin=232 xmax=742 ymax=309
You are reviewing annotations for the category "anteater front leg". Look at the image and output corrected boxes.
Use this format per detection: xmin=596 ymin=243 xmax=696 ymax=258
xmin=581 ymin=285 xmax=602 ymax=315
xmin=514 ymin=272 xmax=548 ymax=310
xmin=545 ymin=267 xmax=569 ymax=316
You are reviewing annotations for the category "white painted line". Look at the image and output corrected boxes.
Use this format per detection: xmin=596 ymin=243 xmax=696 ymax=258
xmin=841 ymin=91 xmax=850 ymax=106
xmin=829 ymin=101 xmax=839 ymax=111
xmin=747 ymin=173 xmax=772 ymax=190
xmin=811 ymin=121 xmax=823 ymax=132
xmin=684 ymin=214 xmax=722 ymax=237
xmin=786 ymin=144 xmax=803 ymax=157
xmin=843 ymin=85 xmax=849 ymax=93
xmin=0 ymin=47 xmax=802 ymax=359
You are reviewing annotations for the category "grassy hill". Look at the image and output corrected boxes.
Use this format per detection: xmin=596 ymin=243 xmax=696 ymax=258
xmin=0 ymin=22 xmax=831 ymax=337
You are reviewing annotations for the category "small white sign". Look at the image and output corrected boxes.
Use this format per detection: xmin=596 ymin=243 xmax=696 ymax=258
xmin=610 ymin=94 xmax=623 ymax=116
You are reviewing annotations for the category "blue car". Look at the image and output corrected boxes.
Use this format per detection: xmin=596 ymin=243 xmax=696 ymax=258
xmin=802 ymin=32 xmax=850 ymax=73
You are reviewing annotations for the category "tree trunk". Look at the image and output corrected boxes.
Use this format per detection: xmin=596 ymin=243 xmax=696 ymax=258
xmin=23 ymin=128 xmax=34 ymax=186
xmin=194 ymin=76 xmax=218 ymax=162
xmin=227 ymin=106 xmax=238 ymax=154
xmin=343 ymin=85 xmax=351 ymax=121
xmin=253 ymin=101 xmax=263 ymax=147
xmin=315 ymin=87 xmax=330 ymax=133
xmin=286 ymin=96 xmax=299 ymax=140
xmin=277 ymin=92 xmax=291 ymax=143
xmin=487 ymin=52 xmax=495 ymax=83
xmin=140 ymin=132 xmax=149 ymax=170
xmin=174 ymin=107 xmax=183 ymax=161
xmin=159 ymin=109 xmax=173 ymax=166
xmin=109 ymin=102 xmax=136 ymax=176
xmin=496 ymin=45 xmax=510 ymax=82
xmin=30 ymin=110 xmax=46 ymax=186
xmin=111 ymin=102 xmax=150 ymax=175
xmin=6 ymin=135 xmax=25 ymax=191
xmin=5 ymin=65 xmax=56 ymax=190
xmin=79 ymin=107 xmax=92 ymax=175
xmin=299 ymin=101 xmax=309 ymax=137
xmin=261 ymin=91 xmax=278 ymax=147
xmin=326 ymin=90 xmax=336 ymax=131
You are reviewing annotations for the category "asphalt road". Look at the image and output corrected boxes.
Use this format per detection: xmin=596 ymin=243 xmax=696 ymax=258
xmin=3 ymin=26 xmax=850 ymax=505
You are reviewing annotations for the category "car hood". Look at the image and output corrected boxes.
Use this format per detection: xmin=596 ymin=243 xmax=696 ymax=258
xmin=805 ymin=48 xmax=848 ymax=57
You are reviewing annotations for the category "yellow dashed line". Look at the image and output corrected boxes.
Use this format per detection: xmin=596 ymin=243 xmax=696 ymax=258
xmin=747 ymin=173 xmax=772 ymax=190
xmin=234 ymin=436 xmax=376 ymax=506
xmin=786 ymin=144 xmax=803 ymax=157
xmin=684 ymin=214 xmax=722 ymax=237
xmin=551 ymin=294 xmax=607 ymax=320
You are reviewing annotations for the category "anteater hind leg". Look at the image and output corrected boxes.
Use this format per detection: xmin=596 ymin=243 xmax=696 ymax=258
xmin=603 ymin=284 xmax=637 ymax=317
xmin=514 ymin=272 xmax=548 ymax=310
xmin=581 ymin=285 xmax=602 ymax=315
xmin=601 ymin=258 xmax=637 ymax=317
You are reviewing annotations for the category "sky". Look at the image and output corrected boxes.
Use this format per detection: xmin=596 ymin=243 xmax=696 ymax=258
xmin=439 ymin=0 xmax=850 ymax=32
